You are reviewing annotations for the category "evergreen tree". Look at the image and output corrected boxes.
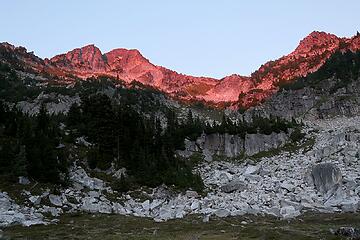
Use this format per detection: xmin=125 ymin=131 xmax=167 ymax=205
xmin=26 ymin=104 xmax=63 ymax=183
xmin=12 ymin=145 xmax=27 ymax=177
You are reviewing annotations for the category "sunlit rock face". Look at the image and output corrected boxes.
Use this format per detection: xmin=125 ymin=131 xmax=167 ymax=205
xmin=50 ymin=44 xmax=107 ymax=73
xmin=48 ymin=45 xmax=219 ymax=100
xmin=1 ymin=31 xmax=360 ymax=108
xmin=237 ymin=32 xmax=360 ymax=108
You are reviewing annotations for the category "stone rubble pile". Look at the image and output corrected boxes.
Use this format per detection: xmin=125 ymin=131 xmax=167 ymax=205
xmin=0 ymin=192 xmax=45 ymax=227
xmin=1 ymin=116 xmax=360 ymax=227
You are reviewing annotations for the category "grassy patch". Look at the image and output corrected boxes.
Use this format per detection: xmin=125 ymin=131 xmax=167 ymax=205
xmin=249 ymin=136 xmax=316 ymax=161
xmin=3 ymin=212 xmax=360 ymax=240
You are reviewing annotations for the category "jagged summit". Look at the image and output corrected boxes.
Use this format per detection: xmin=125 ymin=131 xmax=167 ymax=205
xmin=1 ymin=31 xmax=360 ymax=108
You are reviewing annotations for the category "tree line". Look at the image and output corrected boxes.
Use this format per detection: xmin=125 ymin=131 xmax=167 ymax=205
xmin=0 ymin=102 xmax=67 ymax=183
xmin=0 ymin=91 xmax=297 ymax=192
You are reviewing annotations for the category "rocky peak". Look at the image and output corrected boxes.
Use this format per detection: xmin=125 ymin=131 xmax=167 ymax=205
xmin=0 ymin=42 xmax=16 ymax=51
xmin=50 ymin=44 xmax=107 ymax=72
xmin=105 ymin=48 xmax=152 ymax=74
xmin=106 ymin=48 xmax=148 ymax=65
xmin=292 ymin=31 xmax=340 ymax=56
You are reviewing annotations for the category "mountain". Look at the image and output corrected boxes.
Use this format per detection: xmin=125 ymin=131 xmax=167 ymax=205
xmin=237 ymin=31 xmax=360 ymax=107
xmin=1 ymin=31 xmax=360 ymax=108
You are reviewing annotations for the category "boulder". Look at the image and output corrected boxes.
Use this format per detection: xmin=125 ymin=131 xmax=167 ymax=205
xmin=174 ymin=205 xmax=186 ymax=218
xmin=280 ymin=182 xmax=295 ymax=192
xmin=80 ymin=197 xmax=112 ymax=214
xmin=190 ymin=200 xmax=200 ymax=211
xmin=69 ymin=166 xmax=105 ymax=190
xmin=265 ymin=207 xmax=281 ymax=217
xmin=141 ymin=200 xmax=150 ymax=212
xmin=113 ymin=168 xmax=127 ymax=179
xmin=18 ymin=176 xmax=30 ymax=185
xmin=244 ymin=165 xmax=259 ymax=175
xmin=280 ymin=199 xmax=302 ymax=211
xmin=152 ymin=184 xmax=175 ymax=199
xmin=29 ymin=195 xmax=42 ymax=205
xmin=309 ymin=163 xmax=342 ymax=195
xmin=202 ymin=215 xmax=210 ymax=222
xmin=341 ymin=199 xmax=359 ymax=213
xmin=38 ymin=206 xmax=62 ymax=217
xmin=48 ymin=194 xmax=63 ymax=207
xmin=112 ymin=203 xmax=127 ymax=214
xmin=158 ymin=206 xmax=173 ymax=221
xmin=279 ymin=206 xmax=300 ymax=219
xmin=185 ymin=190 xmax=199 ymax=198
xmin=220 ymin=180 xmax=247 ymax=193
xmin=150 ymin=199 xmax=164 ymax=210
xmin=214 ymin=209 xmax=230 ymax=218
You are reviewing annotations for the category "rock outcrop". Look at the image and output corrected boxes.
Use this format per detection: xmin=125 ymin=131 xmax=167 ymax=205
xmin=309 ymin=163 xmax=342 ymax=195
xmin=178 ymin=132 xmax=289 ymax=160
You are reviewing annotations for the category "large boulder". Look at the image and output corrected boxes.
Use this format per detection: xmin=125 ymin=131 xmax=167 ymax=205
xmin=221 ymin=180 xmax=247 ymax=193
xmin=48 ymin=194 xmax=63 ymax=207
xmin=69 ymin=166 xmax=105 ymax=190
xmin=213 ymin=209 xmax=230 ymax=218
xmin=309 ymin=163 xmax=342 ymax=195
xmin=279 ymin=206 xmax=301 ymax=219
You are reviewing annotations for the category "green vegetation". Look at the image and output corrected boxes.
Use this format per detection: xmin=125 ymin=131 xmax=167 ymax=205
xmin=204 ymin=114 xmax=296 ymax=137
xmin=250 ymin=136 xmax=314 ymax=161
xmin=0 ymin=62 xmax=42 ymax=101
xmin=289 ymin=127 xmax=305 ymax=142
xmin=3 ymin=213 xmax=360 ymax=240
xmin=66 ymin=93 xmax=204 ymax=192
xmin=0 ymin=101 xmax=68 ymax=184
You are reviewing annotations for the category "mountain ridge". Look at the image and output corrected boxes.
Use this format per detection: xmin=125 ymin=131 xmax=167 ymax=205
xmin=1 ymin=31 xmax=360 ymax=108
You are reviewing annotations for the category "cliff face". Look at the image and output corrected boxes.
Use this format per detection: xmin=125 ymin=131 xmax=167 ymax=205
xmin=178 ymin=132 xmax=289 ymax=161
xmin=1 ymin=31 xmax=360 ymax=108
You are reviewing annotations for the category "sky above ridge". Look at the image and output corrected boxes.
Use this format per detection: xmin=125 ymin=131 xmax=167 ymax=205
xmin=1 ymin=0 xmax=359 ymax=78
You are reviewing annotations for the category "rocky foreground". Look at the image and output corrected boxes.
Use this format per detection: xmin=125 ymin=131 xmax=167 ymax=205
xmin=1 ymin=116 xmax=360 ymax=228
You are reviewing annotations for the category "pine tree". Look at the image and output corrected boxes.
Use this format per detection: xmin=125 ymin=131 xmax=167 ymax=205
xmin=26 ymin=103 xmax=62 ymax=183
xmin=67 ymin=103 xmax=82 ymax=127
xmin=12 ymin=145 xmax=27 ymax=177
xmin=186 ymin=109 xmax=193 ymax=125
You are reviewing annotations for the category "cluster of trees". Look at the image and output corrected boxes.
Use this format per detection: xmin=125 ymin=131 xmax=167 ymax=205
xmin=0 ymin=62 xmax=42 ymax=102
xmin=204 ymin=114 xmax=294 ymax=137
xmin=0 ymin=102 xmax=67 ymax=183
xmin=67 ymin=93 xmax=296 ymax=190
xmin=67 ymin=94 xmax=204 ymax=191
